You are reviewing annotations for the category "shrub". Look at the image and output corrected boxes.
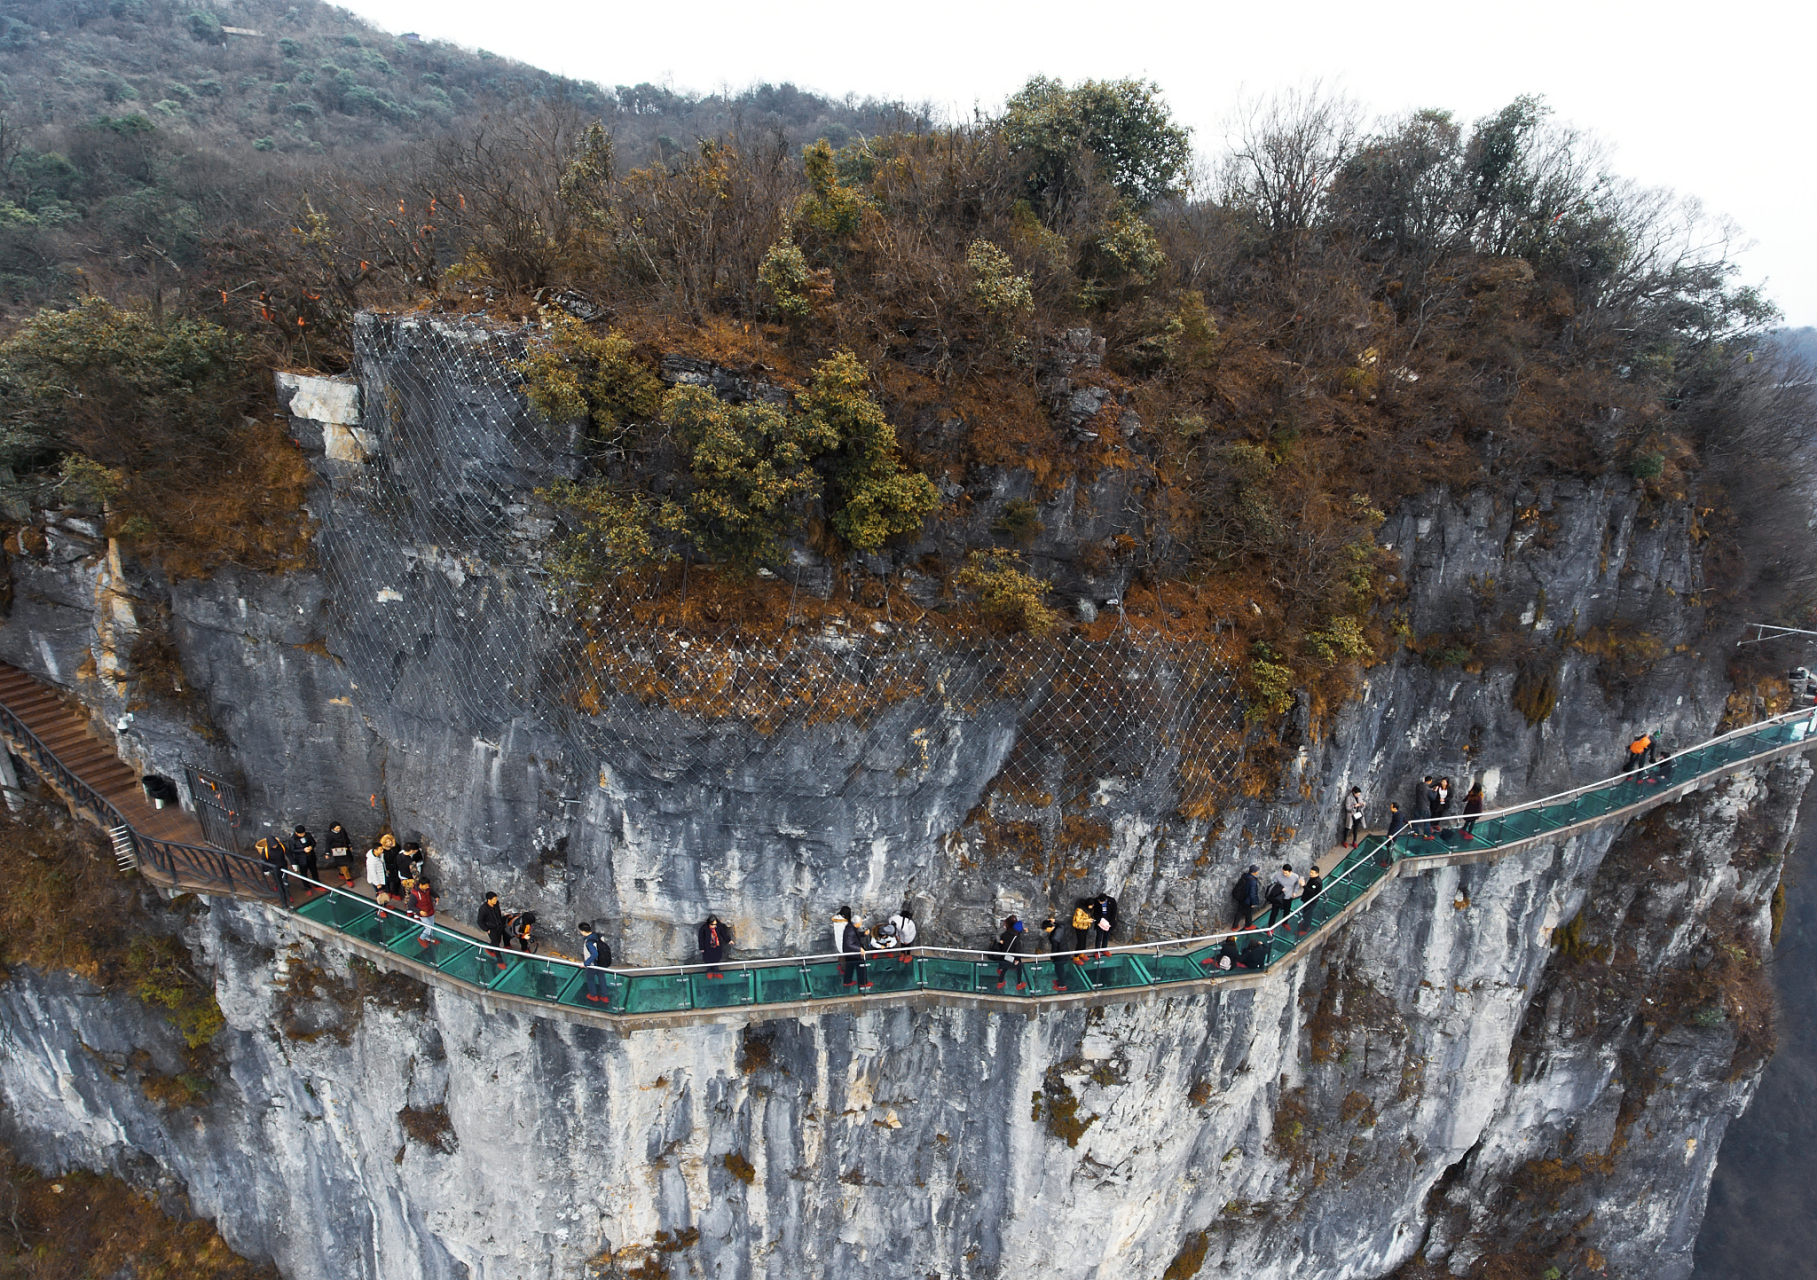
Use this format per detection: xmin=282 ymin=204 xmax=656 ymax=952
xmin=1302 ymin=616 xmax=1371 ymax=665
xmin=797 ymin=350 xmax=939 ymax=552
xmin=757 ymin=239 xmax=829 ymax=320
xmin=666 ymin=385 xmax=825 ymax=567
xmin=966 ymin=238 xmax=1034 ymax=324
xmin=186 ymin=10 xmax=221 ymax=41
xmin=538 ymin=478 xmax=683 ymax=593
xmin=990 ymin=498 xmax=1044 ymax=545
xmin=1244 ymin=642 xmax=1296 ymax=721
xmin=955 ymin=551 xmax=1057 ymax=634
xmin=1630 ymin=450 xmax=1665 ymax=480
xmin=793 ymin=139 xmax=870 ymax=242
xmin=515 ymin=313 xmax=665 ymax=446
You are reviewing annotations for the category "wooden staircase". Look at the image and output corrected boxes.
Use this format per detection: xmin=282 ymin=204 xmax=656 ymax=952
xmin=0 ymin=661 xmax=216 ymax=856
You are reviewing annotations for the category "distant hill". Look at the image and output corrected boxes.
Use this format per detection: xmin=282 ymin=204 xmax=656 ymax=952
xmin=0 ymin=0 xmax=921 ymax=313
xmin=1772 ymin=326 xmax=1817 ymax=369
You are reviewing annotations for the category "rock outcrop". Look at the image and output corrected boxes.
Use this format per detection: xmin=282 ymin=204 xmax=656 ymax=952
xmin=0 ymin=315 xmax=1791 ymax=1279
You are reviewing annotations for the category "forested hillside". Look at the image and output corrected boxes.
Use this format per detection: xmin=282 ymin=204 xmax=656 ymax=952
xmin=0 ymin=19 xmax=1811 ymax=724
xmin=0 ymin=0 xmax=917 ymax=311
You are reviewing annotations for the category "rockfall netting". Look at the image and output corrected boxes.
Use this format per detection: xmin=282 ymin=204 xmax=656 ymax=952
xmin=312 ymin=316 xmax=1245 ymax=822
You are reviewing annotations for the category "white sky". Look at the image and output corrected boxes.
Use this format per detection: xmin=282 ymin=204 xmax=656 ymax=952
xmin=341 ymin=0 xmax=1817 ymax=327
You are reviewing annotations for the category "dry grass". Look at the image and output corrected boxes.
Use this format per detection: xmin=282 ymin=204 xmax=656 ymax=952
xmin=0 ymin=1141 xmax=274 ymax=1280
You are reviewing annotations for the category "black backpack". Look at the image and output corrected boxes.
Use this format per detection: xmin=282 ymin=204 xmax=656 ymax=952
xmin=1230 ymin=876 xmax=1247 ymax=905
xmin=1265 ymin=881 xmax=1287 ymax=906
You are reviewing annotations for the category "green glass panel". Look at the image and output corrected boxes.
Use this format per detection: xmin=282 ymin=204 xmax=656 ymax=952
xmin=688 ymin=970 xmax=754 ymax=1009
xmin=385 ymin=922 xmax=455 ymax=962
xmin=754 ymin=965 xmax=811 ymax=1004
xmin=559 ymin=966 xmax=625 ymax=1009
xmin=801 ymin=960 xmax=854 ymax=998
xmin=867 ymin=952 xmax=920 ymax=992
xmin=445 ymin=940 xmax=511 ymax=986
xmin=1079 ymin=954 xmax=1151 ymax=989
xmin=297 ymin=893 xmax=374 ymax=930
xmin=1151 ymin=952 xmax=1212 ymax=983
xmin=622 ymin=973 xmax=693 ymax=1014
xmin=492 ymin=958 xmax=582 ymax=1003
xmin=348 ymin=909 xmax=416 ymax=948
xmin=919 ymin=958 xmax=977 ymax=993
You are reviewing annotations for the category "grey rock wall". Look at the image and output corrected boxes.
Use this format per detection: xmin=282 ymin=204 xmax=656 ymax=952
xmin=0 ymin=314 xmax=1790 ymax=1279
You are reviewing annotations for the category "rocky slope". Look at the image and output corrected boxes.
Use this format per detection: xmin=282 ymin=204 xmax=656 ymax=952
xmin=0 ymin=314 xmax=1794 ymax=1280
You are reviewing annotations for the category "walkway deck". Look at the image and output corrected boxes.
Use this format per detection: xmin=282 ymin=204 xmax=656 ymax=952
xmin=3 ymin=657 xmax=1814 ymax=1031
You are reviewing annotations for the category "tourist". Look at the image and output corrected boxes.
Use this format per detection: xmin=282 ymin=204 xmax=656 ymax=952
xmin=376 ymin=833 xmax=403 ymax=897
xmin=1625 ymin=730 xmax=1653 ymax=773
xmin=698 ymin=914 xmax=733 ymax=978
xmin=838 ymin=906 xmax=871 ymax=989
xmin=1233 ymin=865 xmax=1264 ymax=930
xmin=1302 ymin=863 xmax=1325 ymax=926
xmin=1091 ymin=891 xmax=1119 ymax=958
xmin=364 ymin=841 xmax=388 ymax=899
xmin=403 ymin=840 xmax=428 ymax=886
xmin=1380 ymin=800 xmax=1409 ymax=850
xmin=578 ymin=922 xmax=612 ymax=1004
xmin=477 ymin=892 xmax=508 ymax=968
xmin=1461 ymin=783 xmax=1485 ymax=839
xmin=1266 ymin=863 xmax=1303 ymax=927
xmin=1069 ymin=897 xmax=1097 ymax=959
xmin=887 ymin=908 xmax=917 ymax=963
xmin=326 ymin=822 xmax=354 ymax=885
xmin=409 ymin=878 xmax=439 ymax=947
xmin=1344 ymin=786 xmax=1366 ymax=848
xmin=509 ymin=910 xmax=539 ymax=953
xmin=1421 ymin=776 xmax=1440 ymax=838
xmin=1651 ymin=742 xmax=1676 ymax=786
xmin=1434 ymin=777 xmax=1452 ymax=835
xmin=257 ymin=835 xmax=291 ymax=909
xmin=288 ymin=825 xmax=318 ymax=886
xmin=996 ymin=916 xmax=1027 ymax=991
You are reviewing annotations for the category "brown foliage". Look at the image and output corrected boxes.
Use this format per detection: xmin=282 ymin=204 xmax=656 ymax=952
xmin=0 ymin=1141 xmax=275 ymax=1280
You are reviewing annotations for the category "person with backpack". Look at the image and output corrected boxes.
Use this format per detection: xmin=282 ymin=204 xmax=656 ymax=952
xmin=1069 ymin=898 xmax=1097 ymax=962
xmin=996 ymin=916 xmax=1027 ymax=991
xmin=698 ymin=914 xmax=733 ymax=978
xmin=477 ymin=892 xmax=508 ymax=968
xmin=257 ymin=835 xmax=291 ymax=909
xmin=375 ymin=833 xmax=403 ymax=898
xmin=1343 ymin=787 xmax=1366 ymax=848
xmin=508 ymin=910 xmax=539 ymax=953
xmin=578 ymin=921 xmax=612 ymax=1004
xmin=326 ymin=822 xmax=354 ymax=885
xmin=1461 ymin=783 xmax=1485 ymax=839
xmin=409 ymin=878 xmax=439 ymax=947
xmin=1091 ymin=892 xmax=1119 ymax=958
xmin=1625 ymin=730 xmax=1653 ymax=773
xmin=1232 ymin=865 xmax=1264 ymax=930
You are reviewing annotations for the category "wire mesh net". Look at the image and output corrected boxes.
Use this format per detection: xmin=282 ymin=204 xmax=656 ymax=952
xmin=307 ymin=316 xmax=1246 ymax=823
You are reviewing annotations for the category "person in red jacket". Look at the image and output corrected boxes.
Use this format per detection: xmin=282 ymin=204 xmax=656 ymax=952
xmin=410 ymin=878 xmax=440 ymax=947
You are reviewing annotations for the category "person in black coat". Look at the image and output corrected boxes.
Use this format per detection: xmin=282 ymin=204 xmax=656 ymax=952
xmin=995 ymin=916 xmax=1026 ymax=991
xmin=326 ymin=822 xmax=354 ymax=884
xmin=698 ymin=915 xmax=733 ymax=977
xmin=477 ymin=892 xmax=508 ymax=967
xmin=258 ymin=835 xmax=291 ymax=908
xmin=288 ymin=825 xmax=318 ymax=885
xmin=1091 ymin=892 xmax=1119 ymax=958
xmin=838 ymin=906 xmax=871 ymax=989
xmin=1233 ymin=865 xmax=1263 ymax=930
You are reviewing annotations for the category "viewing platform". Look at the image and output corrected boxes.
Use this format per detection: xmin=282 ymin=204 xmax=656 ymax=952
xmin=2 ymin=658 xmax=1812 ymax=1031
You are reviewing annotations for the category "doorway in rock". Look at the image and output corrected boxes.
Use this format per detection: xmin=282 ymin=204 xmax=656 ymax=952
xmin=183 ymin=765 xmax=244 ymax=853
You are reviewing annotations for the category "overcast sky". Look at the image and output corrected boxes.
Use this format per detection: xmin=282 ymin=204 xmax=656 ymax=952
xmin=342 ymin=0 xmax=1816 ymax=328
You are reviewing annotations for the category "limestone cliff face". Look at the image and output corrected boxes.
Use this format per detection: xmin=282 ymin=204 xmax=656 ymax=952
xmin=0 ymin=315 xmax=1791 ymax=1279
